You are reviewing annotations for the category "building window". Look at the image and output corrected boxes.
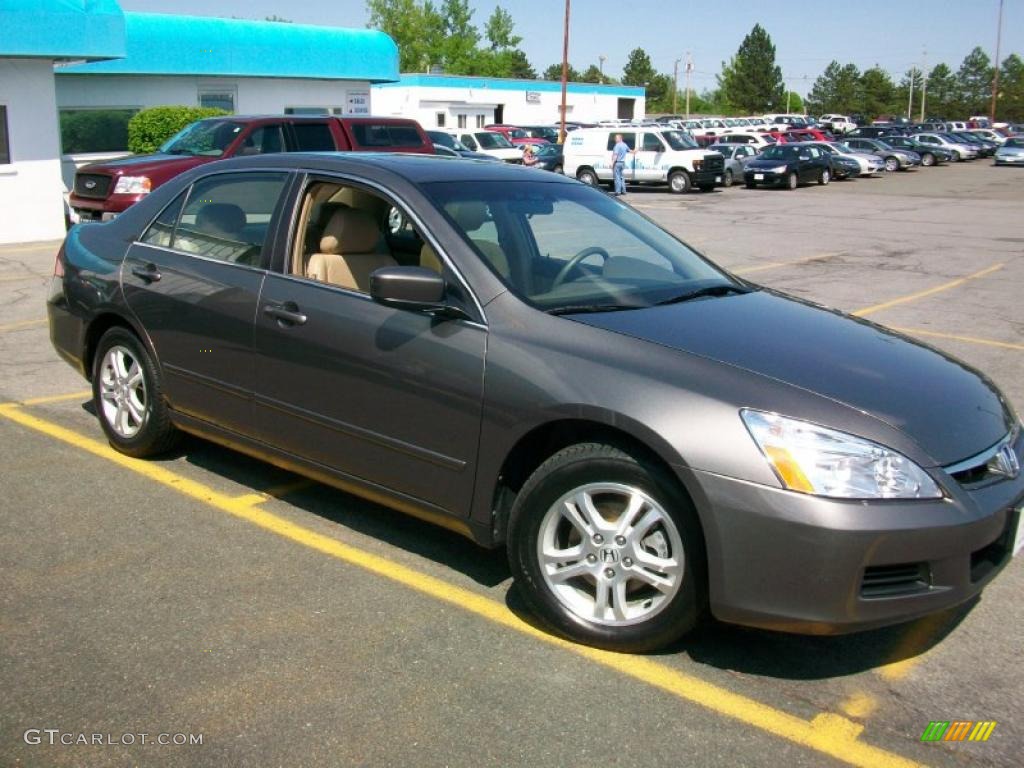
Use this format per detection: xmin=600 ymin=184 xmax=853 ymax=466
xmin=435 ymin=112 xmax=446 ymax=128
xmin=58 ymin=108 xmax=138 ymax=154
xmin=475 ymin=114 xmax=486 ymax=128
xmin=0 ymin=106 xmax=10 ymax=164
xmin=285 ymin=107 xmax=332 ymax=115
xmin=198 ymin=89 xmax=236 ymax=113
xmin=457 ymin=114 xmax=467 ymax=129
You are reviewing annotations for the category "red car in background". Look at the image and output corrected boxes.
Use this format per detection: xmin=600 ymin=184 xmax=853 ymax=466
xmin=484 ymin=124 xmax=550 ymax=147
xmin=69 ymin=115 xmax=432 ymax=222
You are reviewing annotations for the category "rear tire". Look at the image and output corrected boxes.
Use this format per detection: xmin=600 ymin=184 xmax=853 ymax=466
xmin=92 ymin=327 xmax=180 ymax=458
xmin=818 ymin=168 xmax=830 ymax=185
xmin=576 ymin=168 xmax=599 ymax=186
xmin=723 ymin=169 xmax=734 ymax=187
xmin=921 ymin=152 xmax=935 ymax=167
xmin=884 ymin=156 xmax=900 ymax=172
xmin=668 ymin=171 xmax=691 ymax=194
xmin=507 ymin=443 xmax=706 ymax=652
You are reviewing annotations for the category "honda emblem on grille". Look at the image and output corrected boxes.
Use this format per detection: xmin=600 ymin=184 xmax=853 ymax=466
xmin=84 ymin=180 xmax=97 ymax=189
xmin=993 ymin=444 xmax=1020 ymax=479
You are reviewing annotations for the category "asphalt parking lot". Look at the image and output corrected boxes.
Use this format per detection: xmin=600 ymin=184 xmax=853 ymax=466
xmin=1 ymin=160 xmax=1022 ymax=767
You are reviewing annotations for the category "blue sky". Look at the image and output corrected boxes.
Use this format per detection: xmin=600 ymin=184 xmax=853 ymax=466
xmin=119 ymin=0 xmax=1020 ymax=95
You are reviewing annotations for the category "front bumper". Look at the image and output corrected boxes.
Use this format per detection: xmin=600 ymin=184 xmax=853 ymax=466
xmin=743 ymin=170 xmax=788 ymax=186
xmin=692 ymin=169 xmax=723 ymax=187
xmin=682 ymin=439 xmax=1023 ymax=634
xmin=69 ymin=192 xmax=146 ymax=221
xmin=995 ymin=154 xmax=1024 ymax=164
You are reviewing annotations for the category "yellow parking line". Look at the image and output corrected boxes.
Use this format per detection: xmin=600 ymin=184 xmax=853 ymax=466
xmin=733 ymin=252 xmax=841 ymax=275
xmin=0 ymin=401 xmax=927 ymax=768
xmin=889 ymin=327 xmax=1024 ymax=351
xmin=875 ymin=613 xmax=951 ymax=682
xmin=0 ymin=318 xmax=47 ymax=332
xmin=17 ymin=390 xmax=92 ymax=406
xmin=853 ymin=263 xmax=1004 ymax=317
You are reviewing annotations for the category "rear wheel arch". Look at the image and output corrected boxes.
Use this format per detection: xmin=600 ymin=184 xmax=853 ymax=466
xmin=83 ymin=312 xmax=154 ymax=382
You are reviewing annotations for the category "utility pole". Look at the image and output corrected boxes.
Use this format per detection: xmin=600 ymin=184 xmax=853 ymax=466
xmin=673 ymin=58 xmax=681 ymax=114
xmin=559 ymin=0 xmax=570 ymax=143
xmin=598 ymin=54 xmax=606 ymax=84
xmin=919 ymin=47 xmax=928 ymax=122
xmin=907 ymin=68 xmax=915 ymax=120
xmin=685 ymin=51 xmax=692 ymax=119
xmin=990 ymin=0 xmax=1004 ymax=123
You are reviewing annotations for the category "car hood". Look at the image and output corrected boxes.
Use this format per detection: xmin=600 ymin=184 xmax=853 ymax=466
xmin=746 ymin=157 xmax=791 ymax=168
xmin=570 ymin=291 xmax=1010 ymax=465
xmin=79 ymin=153 xmax=210 ymax=177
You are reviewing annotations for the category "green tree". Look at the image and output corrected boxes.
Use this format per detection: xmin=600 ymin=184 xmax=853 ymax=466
xmin=543 ymin=62 xmax=580 ymax=81
xmin=786 ymin=92 xmax=804 ymax=112
xmin=439 ymin=0 xmax=479 ymax=74
xmin=805 ymin=61 xmax=842 ymax=114
xmin=834 ymin=63 xmax=862 ymax=114
xmin=859 ymin=66 xmax=896 ymax=118
xmin=924 ymin=63 xmax=957 ymax=118
xmin=956 ymin=46 xmax=994 ymax=116
xmin=579 ymin=64 xmax=604 ymax=83
xmin=484 ymin=6 xmax=520 ymax=50
xmin=622 ymin=48 xmax=657 ymax=88
xmin=645 ymin=73 xmax=675 ymax=113
xmin=718 ymin=24 xmax=785 ymax=112
xmin=998 ymin=53 xmax=1024 ymax=122
xmin=367 ymin=0 xmax=441 ymax=72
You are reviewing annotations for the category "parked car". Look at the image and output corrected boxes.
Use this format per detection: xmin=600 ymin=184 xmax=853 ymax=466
xmin=948 ymin=131 xmax=998 ymax=157
xmin=485 ymin=124 xmax=550 ymax=147
xmin=879 ymin=135 xmax=952 ymax=166
xmin=427 ymin=131 xmax=501 ymax=161
xmin=446 ymin=130 xmax=523 ymax=162
xmin=707 ymin=143 xmax=758 ymax=186
xmin=50 ymin=152 xmax=1022 ymax=651
xmin=994 ymin=136 xmax=1024 ymax=165
xmin=818 ymin=114 xmax=857 ymax=134
xmin=519 ymin=125 xmax=562 ymax=144
xmin=969 ymin=129 xmax=1007 ymax=145
xmin=912 ymin=133 xmax=978 ymax=161
xmin=846 ymin=125 xmax=905 ymax=139
xmin=829 ymin=154 xmax=863 ymax=180
xmin=68 ymin=115 xmax=432 ymax=222
xmin=714 ymin=132 xmax=776 ymax=148
xmin=564 ymin=127 xmax=725 ymax=193
xmin=811 ymin=142 xmax=886 ymax=176
xmin=843 ymin=137 xmax=921 ymax=171
xmin=743 ymin=143 xmax=833 ymax=189
xmin=526 ymin=143 xmax=565 ymax=173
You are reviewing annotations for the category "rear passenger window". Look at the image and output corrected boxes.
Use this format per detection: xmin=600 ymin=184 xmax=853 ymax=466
xmin=291 ymin=123 xmax=336 ymax=151
xmin=606 ymin=133 xmax=636 ymax=150
xmin=160 ymin=173 xmax=288 ymax=265
xmin=141 ymin=191 xmax=186 ymax=247
xmin=238 ymin=125 xmax=285 ymax=155
xmin=351 ymin=123 xmax=424 ymax=148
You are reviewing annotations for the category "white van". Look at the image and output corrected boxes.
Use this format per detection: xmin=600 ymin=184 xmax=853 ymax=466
xmin=563 ymin=128 xmax=725 ymax=193
xmin=445 ymin=130 xmax=522 ymax=162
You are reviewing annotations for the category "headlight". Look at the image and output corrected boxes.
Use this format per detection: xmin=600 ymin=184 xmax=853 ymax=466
xmin=740 ymin=410 xmax=942 ymax=499
xmin=114 ymin=176 xmax=152 ymax=195
xmin=769 ymin=165 xmax=788 ymax=173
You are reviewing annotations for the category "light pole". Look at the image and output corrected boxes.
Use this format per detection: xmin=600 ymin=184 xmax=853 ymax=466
xmin=559 ymin=0 xmax=571 ymax=143
xmin=990 ymin=0 xmax=1004 ymax=123
xmin=920 ymin=47 xmax=928 ymax=121
xmin=907 ymin=68 xmax=916 ymax=120
xmin=673 ymin=58 xmax=681 ymax=114
xmin=599 ymin=54 xmax=606 ymax=84
xmin=685 ymin=52 xmax=692 ymax=119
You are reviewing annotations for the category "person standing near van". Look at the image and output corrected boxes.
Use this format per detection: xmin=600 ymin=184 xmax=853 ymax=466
xmin=611 ymin=134 xmax=631 ymax=195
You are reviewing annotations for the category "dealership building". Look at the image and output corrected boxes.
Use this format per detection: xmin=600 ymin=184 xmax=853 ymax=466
xmin=372 ymin=74 xmax=645 ymax=129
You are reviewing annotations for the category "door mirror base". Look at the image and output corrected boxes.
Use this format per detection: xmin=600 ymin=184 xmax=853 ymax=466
xmin=370 ymin=266 xmax=448 ymax=312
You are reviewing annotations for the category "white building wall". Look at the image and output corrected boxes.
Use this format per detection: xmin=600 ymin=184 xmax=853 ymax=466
xmin=372 ymin=83 xmax=645 ymax=130
xmin=0 ymin=59 xmax=67 ymax=244
xmin=55 ymin=75 xmax=373 ymax=116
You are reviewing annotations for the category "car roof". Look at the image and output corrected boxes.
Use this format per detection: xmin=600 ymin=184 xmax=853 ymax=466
xmin=193 ymin=151 xmax=578 ymax=185
xmin=193 ymin=114 xmax=420 ymax=124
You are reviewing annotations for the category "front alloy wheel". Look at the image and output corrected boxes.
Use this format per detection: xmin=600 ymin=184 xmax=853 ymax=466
xmin=884 ymin=156 xmax=900 ymax=172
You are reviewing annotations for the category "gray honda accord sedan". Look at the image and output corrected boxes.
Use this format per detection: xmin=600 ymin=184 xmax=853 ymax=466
xmin=48 ymin=153 xmax=1023 ymax=651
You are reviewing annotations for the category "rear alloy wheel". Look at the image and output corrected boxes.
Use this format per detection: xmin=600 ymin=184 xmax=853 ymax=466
xmin=884 ymin=156 xmax=900 ymax=172
xmin=921 ymin=152 xmax=936 ymax=167
xmin=576 ymin=168 xmax=598 ymax=186
xmin=723 ymin=169 xmax=734 ymax=187
xmin=93 ymin=327 xmax=179 ymax=457
xmin=508 ymin=443 xmax=705 ymax=652
xmin=818 ymin=168 xmax=831 ymax=185
xmin=786 ymin=171 xmax=798 ymax=190
xmin=554 ymin=164 xmax=563 ymax=175
xmin=668 ymin=171 xmax=691 ymax=194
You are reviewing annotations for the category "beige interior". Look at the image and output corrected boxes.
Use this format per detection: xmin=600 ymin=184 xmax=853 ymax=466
xmin=306 ymin=207 xmax=396 ymax=292
xmin=446 ymin=201 xmax=509 ymax=277
xmin=419 ymin=243 xmax=442 ymax=273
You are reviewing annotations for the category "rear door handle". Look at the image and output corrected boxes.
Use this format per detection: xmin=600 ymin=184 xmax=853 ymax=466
xmin=263 ymin=303 xmax=308 ymax=326
xmin=130 ymin=263 xmax=161 ymax=282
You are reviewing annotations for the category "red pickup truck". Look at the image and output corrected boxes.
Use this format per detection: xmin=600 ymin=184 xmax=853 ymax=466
xmin=69 ymin=115 xmax=432 ymax=221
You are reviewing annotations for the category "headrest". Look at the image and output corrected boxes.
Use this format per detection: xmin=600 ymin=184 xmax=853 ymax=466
xmin=196 ymin=203 xmax=246 ymax=238
xmin=319 ymin=207 xmax=380 ymax=254
xmin=419 ymin=243 xmax=442 ymax=273
xmin=447 ymin=201 xmax=488 ymax=232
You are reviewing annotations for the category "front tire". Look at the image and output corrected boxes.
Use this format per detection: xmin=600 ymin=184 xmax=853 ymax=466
xmin=92 ymin=327 xmax=179 ymax=458
xmin=668 ymin=171 xmax=691 ymax=194
xmin=723 ymin=169 xmax=734 ymax=187
xmin=507 ymin=443 xmax=706 ymax=652
xmin=884 ymin=156 xmax=900 ymax=172
xmin=921 ymin=152 xmax=936 ymax=167
xmin=786 ymin=171 xmax=798 ymax=190
xmin=818 ymin=168 xmax=831 ymax=185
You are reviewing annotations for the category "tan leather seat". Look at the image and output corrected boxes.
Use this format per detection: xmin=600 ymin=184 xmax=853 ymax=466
xmin=447 ymin=201 xmax=510 ymax=277
xmin=195 ymin=203 xmax=246 ymax=240
xmin=306 ymin=208 xmax=396 ymax=292
xmin=419 ymin=243 xmax=442 ymax=273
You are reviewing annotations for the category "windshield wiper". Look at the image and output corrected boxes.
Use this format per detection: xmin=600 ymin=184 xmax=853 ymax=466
xmin=545 ymin=304 xmax=643 ymax=316
xmin=653 ymin=283 xmax=753 ymax=306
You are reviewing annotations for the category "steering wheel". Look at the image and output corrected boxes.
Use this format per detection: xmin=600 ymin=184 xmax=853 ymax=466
xmin=552 ymin=246 xmax=611 ymax=289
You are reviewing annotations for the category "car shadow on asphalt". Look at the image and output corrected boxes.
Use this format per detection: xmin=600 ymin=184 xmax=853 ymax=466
xmin=113 ymin=423 xmax=977 ymax=679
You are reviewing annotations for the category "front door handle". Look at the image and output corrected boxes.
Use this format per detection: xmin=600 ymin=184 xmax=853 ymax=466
xmin=130 ymin=263 xmax=162 ymax=282
xmin=263 ymin=302 xmax=308 ymax=326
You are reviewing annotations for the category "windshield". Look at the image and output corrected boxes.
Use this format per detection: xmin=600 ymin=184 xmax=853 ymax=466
xmin=662 ymin=130 xmax=698 ymax=150
xmin=1005 ymin=137 xmax=1024 ymax=148
xmin=160 ymin=120 xmax=245 ymax=156
xmin=759 ymin=145 xmax=796 ymax=160
xmin=509 ymin=128 xmax=529 ymax=139
xmin=534 ymin=144 xmax=560 ymax=156
xmin=477 ymin=132 xmax=514 ymax=149
xmin=423 ymin=181 xmax=736 ymax=312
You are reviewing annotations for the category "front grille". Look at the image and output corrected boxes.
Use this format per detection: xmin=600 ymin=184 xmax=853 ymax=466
xmin=74 ymin=173 xmax=112 ymax=199
xmin=946 ymin=431 xmax=1021 ymax=487
xmin=704 ymin=154 xmax=725 ymax=172
xmin=861 ymin=562 xmax=931 ymax=598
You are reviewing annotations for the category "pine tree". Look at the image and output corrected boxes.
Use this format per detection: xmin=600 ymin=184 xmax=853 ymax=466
xmin=718 ymin=25 xmax=785 ymax=112
xmin=622 ymin=48 xmax=657 ymax=88
xmin=956 ymin=47 xmax=994 ymax=116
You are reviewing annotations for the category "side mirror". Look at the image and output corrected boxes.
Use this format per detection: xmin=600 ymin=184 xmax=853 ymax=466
xmin=370 ymin=266 xmax=446 ymax=310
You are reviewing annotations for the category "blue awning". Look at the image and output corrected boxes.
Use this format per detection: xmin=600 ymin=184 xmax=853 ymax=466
xmin=0 ymin=0 xmax=126 ymax=61
xmin=56 ymin=12 xmax=399 ymax=83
